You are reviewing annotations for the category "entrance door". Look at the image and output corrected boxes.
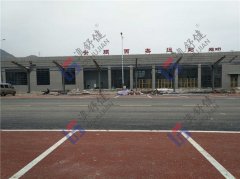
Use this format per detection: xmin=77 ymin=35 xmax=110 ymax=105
xmin=87 ymin=80 xmax=96 ymax=89
xmin=230 ymin=74 xmax=238 ymax=88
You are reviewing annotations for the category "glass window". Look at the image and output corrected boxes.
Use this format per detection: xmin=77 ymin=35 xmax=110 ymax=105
xmin=64 ymin=68 xmax=76 ymax=85
xmin=37 ymin=69 xmax=50 ymax=85
xmin=6 ymin=70 xmax=27 ymax=85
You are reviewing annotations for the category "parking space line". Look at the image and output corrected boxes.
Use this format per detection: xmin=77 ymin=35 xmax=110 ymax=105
xmin=114 ymin=95 xmax=120 ymax=98
xmin=181 ymin=132 xmax=236 ymax=179
xmin=9 ymin=131 xmax=76 ymax=179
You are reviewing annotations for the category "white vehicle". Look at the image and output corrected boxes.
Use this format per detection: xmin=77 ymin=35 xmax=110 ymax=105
xmin=0 ymin=83 xmax=16 ymax=96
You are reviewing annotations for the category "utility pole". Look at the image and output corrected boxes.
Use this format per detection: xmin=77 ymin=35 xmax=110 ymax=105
xmin=135 ymin=58 xmax=138 ymax=91
xmin=120 ymin=32 xmax=124 ymax=88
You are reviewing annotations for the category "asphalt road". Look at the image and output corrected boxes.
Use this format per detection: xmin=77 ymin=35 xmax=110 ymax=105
xmin=1 ymin=95 xmax=240 ymax=131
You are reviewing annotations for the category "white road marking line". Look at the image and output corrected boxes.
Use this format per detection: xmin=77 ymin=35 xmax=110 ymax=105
xmin=213 ymin=96 xmax=239 ymax=99
xmin=181 ymin=132 xmax=236 ymax=179
xmin=219 ymin=113 xmax=226 ymax=115
xmin=58 ymin=105 xmax=88 ymax=107
xmin=159 ymin=96 xmax=192 ymax=99
xmin=9 ymin=130 xmax=76 ymax=179
xmin=1 ymin=129 xmax=240 ymax=133
xmin=147 ymin=95 xmax=152 ymax=98
xmin=211 ymin=96 xmax=227 ymax=98
xmin=182 ymin=105 xmax=196 ymax=107
xmin=183 ymin=105 xmax=217 ymax=107
xmin=119 ymin=105 xmax=152 ymax=107
xmin=114 ymin=95 xmax=120 ymax=98
xmin=182 ymin=96 xmax=189 ymax=98
xmin=183 ymin=105 xmax=238 ymax=108
xmin=3 ymin=105 xmax=32 ymax=107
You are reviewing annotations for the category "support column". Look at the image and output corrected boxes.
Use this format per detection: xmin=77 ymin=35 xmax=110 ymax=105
xmin=174 ymin=67 xmax=178 ymax=90
xmin=198 ymin=64 xmax=201 ymax=89
xmin=238 ymin=74 xmax=240 ymax=87
xmin=108 ymin=66 xmax=111 ymax=89
xmin=30 ymin=69 xmax=37 ymax=92
xmin=79 ymin=68 xmax=84 ymax=90
xmin=1 ymin=69 xmax=6 ymax=83
xmin=152 ymin=65 xmax=155 ymax=90
xmin=130 ymin=66 xmax=133 ymax=90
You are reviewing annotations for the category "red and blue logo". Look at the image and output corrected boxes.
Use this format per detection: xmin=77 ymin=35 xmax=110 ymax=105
xmin=157 ymin=57 xmax=182 ymax=80
xmin=62 ymin=119 xmax=85 ymax=144
xmin=60 ymin=57 xmax=81 ymax=82
xmin=167 ymin=122 xmax=191 ymax=147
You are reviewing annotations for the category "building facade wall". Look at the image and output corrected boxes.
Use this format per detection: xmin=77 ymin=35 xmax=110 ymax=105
xmin=222 ymin=64 xmax=240 ymax=90
xmin=1 ymin=52 xmax=240 ymax=92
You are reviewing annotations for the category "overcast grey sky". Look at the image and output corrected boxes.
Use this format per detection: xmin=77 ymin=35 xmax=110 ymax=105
xmin=1 ymin=0 xmax=240 ymax=57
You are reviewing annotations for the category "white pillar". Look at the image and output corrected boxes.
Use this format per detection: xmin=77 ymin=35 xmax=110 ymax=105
xmin=238 ymin=75 xmax=240 ymax=87
xmin=174 ymin=67 xmax=178 ymax=89
xmin=1 ymin=69 xmax=6 ymax=82
xmin=130 ymin=65 xmax=133 ymax=90
xmin=152 ymin=65 xmax=155 ymax=89
xmin=79 ymin=68 xmax=84 ymax=90
xmin=198 ymin=64 xmax=201 ymax=89
xmin=108 ymin=66 xmax=111 ymax=89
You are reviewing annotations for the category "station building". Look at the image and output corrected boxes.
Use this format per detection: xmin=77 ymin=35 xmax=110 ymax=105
xmin=1 ymin=50 xmax=240 ymax=93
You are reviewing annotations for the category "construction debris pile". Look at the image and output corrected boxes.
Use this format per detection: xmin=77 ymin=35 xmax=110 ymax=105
xmin=41 ymin=87 xmax=240 ymax=96
xmin=117 ymin=89 xmax=143 ymax=96
xmin=67 ymin=89 xmax=90 ymax=95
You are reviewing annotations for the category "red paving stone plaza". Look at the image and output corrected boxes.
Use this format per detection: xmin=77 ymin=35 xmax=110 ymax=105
xmin=1 ymin=131 xmax=240 ymax=178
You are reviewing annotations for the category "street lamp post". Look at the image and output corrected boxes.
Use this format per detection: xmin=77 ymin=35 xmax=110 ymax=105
xmin=1 ymin=39 xmax=6 ymax=82
xmin=120 ymin=32 xmax=124 ymax=88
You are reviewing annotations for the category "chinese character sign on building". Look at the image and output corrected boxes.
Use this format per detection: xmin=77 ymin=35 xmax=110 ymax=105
xmin=145 ymin=48 xmax=151 ymax=54
xmin=209 ymin=47 xmax=214 ymax=52
xmin=166 ymin=48 xmax=172 ymax=52
xmin=215 ymin=47 xmax=221 ymax=51
xmin=188 ymin=47 xmax=194 ymax=52
xmin=124 ymin=49 xmax=130 ymax=55
xmin=103 ymin=49 xmax=109 ymax=55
